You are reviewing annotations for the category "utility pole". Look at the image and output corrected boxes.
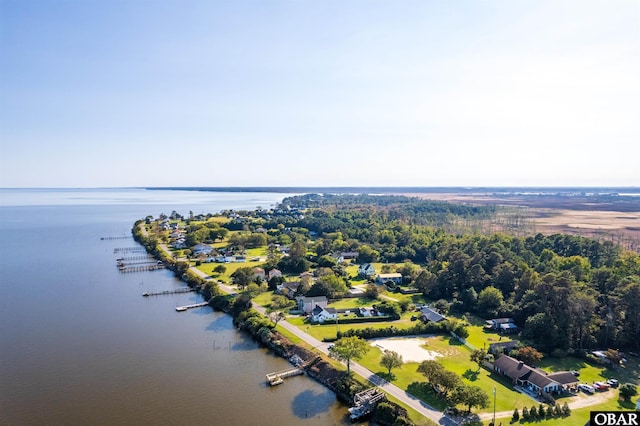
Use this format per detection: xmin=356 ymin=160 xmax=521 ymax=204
xmin=493 ymin=386 xmax=496 ymax=426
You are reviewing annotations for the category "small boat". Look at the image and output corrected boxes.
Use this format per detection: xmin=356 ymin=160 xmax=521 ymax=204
xmin=175 ymin=306 xmax=187 ymax=312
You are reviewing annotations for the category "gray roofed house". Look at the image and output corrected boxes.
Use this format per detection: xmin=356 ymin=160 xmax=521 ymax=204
xmin=493 ymin=355 xmax=577 ymax=394
xmin=296 ymin=296 xmax=328 ymax=314
xmin=376 ymin=273 xmax=403 ymax=285
xmin=311 ymin=305 xmax=337 ymax=323
xmin=420 ymin=306 xmax=446 ymax=323
xmin=547 ymin=371 xmax=580 ymax=386
xmin=488 ymin=340 xmax=519 ymax=355
xmin=486 ymin=318 xmax=518 ymax=333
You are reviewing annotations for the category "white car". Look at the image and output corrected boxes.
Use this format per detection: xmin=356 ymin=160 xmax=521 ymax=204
xmin=578 ymin=384 xmax=595 ymax=394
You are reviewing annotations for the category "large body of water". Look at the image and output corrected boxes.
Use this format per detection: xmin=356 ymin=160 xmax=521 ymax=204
xmin=0 ymin=189 xmax=348 ymax=425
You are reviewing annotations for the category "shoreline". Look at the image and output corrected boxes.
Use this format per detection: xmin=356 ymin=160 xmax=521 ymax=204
xmin=133 ymin=221 xmax=444 ymax=425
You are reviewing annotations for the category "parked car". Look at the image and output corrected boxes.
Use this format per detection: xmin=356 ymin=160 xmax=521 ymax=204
xmin=606 ymin=379 xmax=619 ymax=387
xmin=578 ymin=384 xmax=595 ymax=394
xmin=570 ymin=370 xmax=580 ymax=376
xmin=593 ymin=382 xmax=610 ymax=391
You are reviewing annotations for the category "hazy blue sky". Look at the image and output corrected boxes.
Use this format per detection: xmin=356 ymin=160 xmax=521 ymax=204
xmin=1 ymin=0 xmax=638 ymax=188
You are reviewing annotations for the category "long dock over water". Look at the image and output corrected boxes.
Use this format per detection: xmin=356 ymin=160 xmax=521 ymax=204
xmin=175 ymin=302 xmax=209 ymax=312
xmin=118 ymin=264 xmax=165 ymax=273
xmin=114 ymin=247 xmax=147 ymax=254
xmin=143 ymin=288 xmax=197 ymax=297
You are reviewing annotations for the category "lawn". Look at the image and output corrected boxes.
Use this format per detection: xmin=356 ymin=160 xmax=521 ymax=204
xmin=357 ymin=334 xmax=535 ymax=413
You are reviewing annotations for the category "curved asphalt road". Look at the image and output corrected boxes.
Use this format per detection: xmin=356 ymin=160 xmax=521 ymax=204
xmin=214 ymin=280 xmax=450 ymax=425
xmin=148 ymin=233 xmax=450 ymax=425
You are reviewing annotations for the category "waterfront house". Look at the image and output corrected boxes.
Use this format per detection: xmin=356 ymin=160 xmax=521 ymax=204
xmin=311 ymin=305 xmax=338 ymax=323
xmin=296 ymin=296 xmax=328 ymax=314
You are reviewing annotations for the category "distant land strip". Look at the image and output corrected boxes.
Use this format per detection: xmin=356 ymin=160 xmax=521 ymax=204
xmin=145 ymin=186 xmax=640 ymax=195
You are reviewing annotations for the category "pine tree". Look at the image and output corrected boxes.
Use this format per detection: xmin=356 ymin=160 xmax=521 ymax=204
xmin=538 ymin=404 xmax=545 ymax=418
xmin=529 ymin=406 xmax=537 ymax=418
xmin=512 ymin=408 xmax=520 ymax=422
xmin=562 ymin=402 xmax=571 ymax=417
xmin=522 ymin=406 xmax=529 ymax=420
xmin=553 ymin=404 xmax=562 ymax=417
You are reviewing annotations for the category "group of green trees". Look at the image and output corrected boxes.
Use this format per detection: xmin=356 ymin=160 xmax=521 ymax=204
xmin=162 ymin=194 xmax=640 ymax=353
xmin=511 ymin=402 xmax=571 ymax=423
xmin=417 ymin=360 xmax=489 ymax=413
xmin=250 ymin=195 xmax=640 ymax=353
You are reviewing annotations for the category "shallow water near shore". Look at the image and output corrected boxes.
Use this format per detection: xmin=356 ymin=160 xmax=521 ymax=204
xmin=0 ymin=189 xmax=348 ymax=425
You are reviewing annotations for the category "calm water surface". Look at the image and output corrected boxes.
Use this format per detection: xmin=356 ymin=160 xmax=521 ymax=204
xmin=0 ymin=189 xmax=348 ymax=425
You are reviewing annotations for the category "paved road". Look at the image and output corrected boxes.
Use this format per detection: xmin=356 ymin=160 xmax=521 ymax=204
xmin=143 ymin=227 xmax=612 ymax=424
xmin=211 ymin=278 xmax=449 ymax=424
xmin=143 ymin=231 xmax=453 ymax=425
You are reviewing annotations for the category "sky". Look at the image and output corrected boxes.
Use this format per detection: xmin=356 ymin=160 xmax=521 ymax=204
xmin=0 ymin=0 xmax=638 ymax=188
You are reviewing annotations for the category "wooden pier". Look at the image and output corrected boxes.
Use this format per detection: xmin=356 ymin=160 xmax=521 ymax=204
xmin=265 ymin=367 xmax=304 ymax=386
xmin=143 ymin=288 xmax=197 ymax=297
xmin=118 ymin=264 xmax=165 ymax=273
xmin=117 ymin=255 xmax=155 ymax=262
xmin=175 ymin=302 xmax=209 ymax=312
xmin=101 ymin=236 xmax=131 ymax=240
xmin=114 ymin=247 xmax=147 ymax=254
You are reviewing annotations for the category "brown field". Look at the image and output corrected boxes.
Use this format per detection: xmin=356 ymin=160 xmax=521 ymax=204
xmin=404 ymin=192 xmax=640 ymax=251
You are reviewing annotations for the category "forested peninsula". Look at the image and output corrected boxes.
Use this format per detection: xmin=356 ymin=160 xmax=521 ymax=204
xmin=133 ymin=193 xmax=640 ymax=424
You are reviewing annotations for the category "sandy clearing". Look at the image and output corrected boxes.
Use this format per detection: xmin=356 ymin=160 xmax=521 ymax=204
xmin=369 ymin=336 xmax=440 ymax=363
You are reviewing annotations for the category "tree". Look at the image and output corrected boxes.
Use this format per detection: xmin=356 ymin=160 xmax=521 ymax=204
xmin=538 ymin=404 xmax=546 ymax=418
xmin=514 ymin=346 xmax=543 ymax=365
xmin=213 ymin=264 xmax=227 ymax=274
xmin=619 ymin=383 xmax=638 ymax=402
xmin=267 ymin=295 xmax=294 ymax=326
xmin=417 ymin=360 xmax=443 ymax=383
xmin=231 ymin=266 xmax=255 ymax=290
xmin=451 ymin=384 xmax=489 ymax=413
xmin=477 ymin=286 xmax=504 ymax=316
xmin=329 ymin=336 xmax=370 ymax=376
xmin=432 ymin=369 xmax=461 ymax=397
xmin=357 ymin=244 xmax=379 ymax=263
xmin=364 ymin=284 xmax=380 ymax=300
xmin=470 ymin=349 xmax=487 ymax=371
xmin=289 ymin=239 xmax=307 ymax=260
xmin=512 ymin=408 xmax=520 ymax=422
xmin=380 ymin=350 xmax=404 ymax=377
